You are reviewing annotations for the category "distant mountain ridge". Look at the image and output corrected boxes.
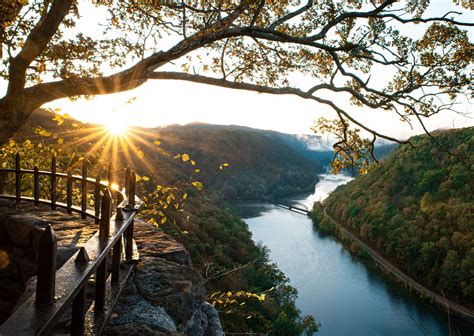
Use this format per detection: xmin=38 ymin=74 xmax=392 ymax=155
xmin=19 ymin=110 xmax=328 ymax=200
xmin=152 ymin=123 xmax=324 ymax=200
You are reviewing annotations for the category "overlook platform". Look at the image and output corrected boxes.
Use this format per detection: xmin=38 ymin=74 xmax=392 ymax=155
xmin=0 ymin=200 xmax=98 ymax=324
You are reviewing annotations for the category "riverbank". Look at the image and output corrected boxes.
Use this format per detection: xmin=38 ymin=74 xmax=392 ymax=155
xmin=311 ymin=203 xmax=474 ymax=323
xmin=243 ymin=173 xmax=473 ymax=335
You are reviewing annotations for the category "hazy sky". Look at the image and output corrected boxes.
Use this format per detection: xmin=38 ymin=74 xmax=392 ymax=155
xmin=3 ymin=1 xmax=473 ymax=139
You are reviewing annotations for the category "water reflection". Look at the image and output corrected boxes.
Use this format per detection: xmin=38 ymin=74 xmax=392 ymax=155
xmin=238 ymin=174 xmax=474 ymax=336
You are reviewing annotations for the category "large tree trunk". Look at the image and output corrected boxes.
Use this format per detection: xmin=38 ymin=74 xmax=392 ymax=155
xmin=0 ymin=98 xmax=32 ymax=145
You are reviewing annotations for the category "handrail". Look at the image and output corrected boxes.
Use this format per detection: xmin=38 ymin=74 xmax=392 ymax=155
xmin=0 ymin=154 xmax=141 ymax=335
xmin=0 ymin=168 xmax=115 ymax=188
xmin=0 ymin=154 xmax=128 ymax=222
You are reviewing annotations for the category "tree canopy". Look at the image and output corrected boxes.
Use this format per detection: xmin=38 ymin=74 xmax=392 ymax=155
xmin=0 ymin=0 xmax=472 ymax=157
xmin=320 ymin=127 xmax=474 ymax=304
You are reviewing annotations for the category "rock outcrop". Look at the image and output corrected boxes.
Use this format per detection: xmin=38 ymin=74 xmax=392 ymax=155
xmin=105 ymin=219 xmax=223 ymax=336
xmin=0 ymin=201 xmax=223 ymax=335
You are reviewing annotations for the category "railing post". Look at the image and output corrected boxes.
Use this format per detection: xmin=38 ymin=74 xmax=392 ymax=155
xmin=34 ymin=166 xmax=39 ymax=206
xmin=36 ymin=224 xmax=57 ymax=305
xmin=71 ymin=286 xmax=86 ymax=336
xmin=96 ymin=191 xmax=111 ymax=311
xmin=67 ymin=171 xmax=73 ymax=214
xmin=51 ymin=155 xmax=57 ymax=210
xmin=111 ymin=237 xmax=122 ymax=283
xmin=99 ymin=191 xmax=111 ymax=242
xmin=124 ymin=166 xmax=130 ymax=193
xmin=94 ymin=176 xmax=101 ymax=224
xmin=81 ymin=161 xmax=87 ymax=219
xmin=127 ymin=171 xmax=136 ymax=207
xmin=125 ymin=220 xmax=134 ymax=261
xmin=15 ymin=153 xmax=20 ymax=204
xmin=107 ymin=162 xmax=113 ymax=188
xmin=125 ymin=171 xmax=136 ymax=260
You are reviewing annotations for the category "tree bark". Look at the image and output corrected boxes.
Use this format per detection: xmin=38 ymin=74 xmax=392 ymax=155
xmin=0 ymin=98 xmax=33 ymax=145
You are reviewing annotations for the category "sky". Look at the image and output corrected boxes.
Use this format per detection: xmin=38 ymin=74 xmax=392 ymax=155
xmin=4 ymin=1 xmax=474 ymax=140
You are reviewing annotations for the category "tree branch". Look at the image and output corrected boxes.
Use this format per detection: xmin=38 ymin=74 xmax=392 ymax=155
xmin=6 ymin=0 xmax=74 ymax=99
xmin=147 ymin=71 xmax=411 ymax=145
xmin=269 ymin=0 xmax=313 ymax=30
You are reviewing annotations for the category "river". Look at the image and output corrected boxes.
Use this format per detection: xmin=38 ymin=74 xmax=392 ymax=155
xmin=238 ymin=174 xmax=474 ymax=336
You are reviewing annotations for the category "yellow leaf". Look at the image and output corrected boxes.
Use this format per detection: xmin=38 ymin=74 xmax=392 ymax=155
xmin=142 ymin=176 xmax=150 ymax=182
xmin=137 ymin=150 xmax=145 ymax=159
xmin=191 ymin=160 xmax=196 ymax=166
xmin=191 ymin=181 xmax=203 ymax=190
xmin=194 ymin=169 xmax=200 ymax=173
xmin=153 ymin=140 xmax=161 ymax=146
xmin=181 ymin=153 xmax=190 ymax=162
xmin=161 ymin=217 xmax=167 ymax=224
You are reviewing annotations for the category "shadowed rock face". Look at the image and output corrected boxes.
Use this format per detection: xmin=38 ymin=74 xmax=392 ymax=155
xmin=105 ymin=219 xmax=223 ymax=336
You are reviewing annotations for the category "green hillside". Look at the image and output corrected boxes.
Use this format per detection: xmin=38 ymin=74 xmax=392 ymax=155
xmin=318 ymin=128 xmax=473 ymax=305
xmin=153 ymin=124 xmax=323 ymax=200
xmin=21 ymin=111 xmax=323 ymax=201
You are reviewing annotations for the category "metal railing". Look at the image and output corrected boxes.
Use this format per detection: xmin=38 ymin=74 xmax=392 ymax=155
xmin=0 ymin=153 xmax=142 ymax=335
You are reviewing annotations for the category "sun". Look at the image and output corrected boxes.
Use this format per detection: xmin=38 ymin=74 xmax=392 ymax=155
xmin=106 ymin=121 xmax=129 ymax=136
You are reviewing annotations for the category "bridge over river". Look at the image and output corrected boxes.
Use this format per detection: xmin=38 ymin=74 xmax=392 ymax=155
xmin=274 ymin=201 xmax=310 ymax=214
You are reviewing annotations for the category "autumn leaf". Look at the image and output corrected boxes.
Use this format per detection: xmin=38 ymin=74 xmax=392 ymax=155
xmin=191 ymin=181 xmax=203 ymax=190
xmin=181 ymin=153 xmax=190 ymax=162
xmin=219 ymin=162 xmax=230 ymax=170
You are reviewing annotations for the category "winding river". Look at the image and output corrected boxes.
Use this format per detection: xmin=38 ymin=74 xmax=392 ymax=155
xmin=238 ymin=174 xmax=474 ymax=336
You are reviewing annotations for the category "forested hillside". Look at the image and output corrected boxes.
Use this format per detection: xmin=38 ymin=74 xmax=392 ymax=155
xmin=154 ymin=124 xmax=323 ymax=199
xmin=23 ymin=111 xmax=323 ymax=200
xmin=319 ymin=128 xmax=473 ymax=305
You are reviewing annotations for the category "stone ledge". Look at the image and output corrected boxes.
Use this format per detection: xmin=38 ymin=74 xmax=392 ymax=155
xmin=106 ymin=220 xmax=223 ymax=336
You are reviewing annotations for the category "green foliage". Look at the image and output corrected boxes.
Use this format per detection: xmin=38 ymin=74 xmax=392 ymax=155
xmin=323 ymin=128 xmax=474 ymax=304
xmin=0 ymin=130 xmax=102 ymax=203
xmin=158 ymin=195 xmax=319 ymax=334
xmin=313 ymin=118 xmax=378 ymax=175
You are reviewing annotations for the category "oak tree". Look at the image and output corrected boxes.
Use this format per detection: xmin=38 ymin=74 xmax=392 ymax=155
xmin=0 ymin=0 xmax=472 ymax=162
